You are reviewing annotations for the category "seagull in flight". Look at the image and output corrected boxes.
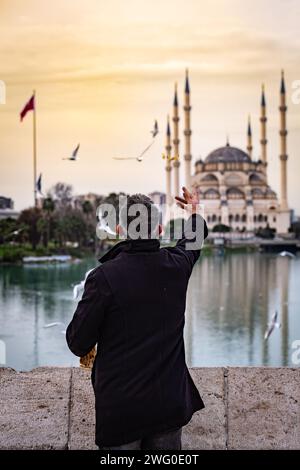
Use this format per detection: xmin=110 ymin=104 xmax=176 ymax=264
xmin=264 ymin=311 xmax=281 ymax=340
xmin=63 ymin=143 xmax=80 ymax=161
xmin=113 ymin=140 xmax=155 ymax=162
xmin=113 ymin=120 xmax=159 ymax=162
xmin=73 ymin=269 xmax=94 ymax=300
xmin=151 ymin=120 xmax=159 ymax=138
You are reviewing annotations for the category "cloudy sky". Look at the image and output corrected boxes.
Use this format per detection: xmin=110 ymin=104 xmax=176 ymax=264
xmin=0 ymin=0 xmax=300 ymax=212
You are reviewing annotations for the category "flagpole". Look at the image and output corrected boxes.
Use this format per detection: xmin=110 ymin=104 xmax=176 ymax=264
xmin=33 ymin=90 xmax=37 ymax=208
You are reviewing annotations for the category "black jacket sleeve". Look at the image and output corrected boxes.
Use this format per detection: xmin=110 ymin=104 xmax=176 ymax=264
xmin=172 ymin=213 xmax=208 ymax=272
xmin=66 ymin=267 xmax=111 ymax=357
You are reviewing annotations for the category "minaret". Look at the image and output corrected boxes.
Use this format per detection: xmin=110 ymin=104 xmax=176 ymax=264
xmin=260 ymin=84 xmax=267 ymax=167
xmin=183 ymin=69 xmax=192 ymax=189
xmin=165 ymin=116 xmax=172 ymax=207
xmin=247 ymin=115 xmax=253 ymax=158
xmin=172 ymin=83 xmax=180 ymax=197
xmin=279 ymin=70 xmax=288 ymax=210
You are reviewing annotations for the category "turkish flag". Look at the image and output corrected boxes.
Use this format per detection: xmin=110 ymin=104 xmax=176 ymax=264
xmin=20 ymin=94 xmax=35 ymax=121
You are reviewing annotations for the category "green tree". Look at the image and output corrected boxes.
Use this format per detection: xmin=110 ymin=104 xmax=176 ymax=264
xmin=18 ymin=207 xmax=42 ymax=249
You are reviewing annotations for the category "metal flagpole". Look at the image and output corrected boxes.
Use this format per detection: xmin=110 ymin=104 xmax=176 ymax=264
xmin=33 ymin=90 xmax=37 ymax=208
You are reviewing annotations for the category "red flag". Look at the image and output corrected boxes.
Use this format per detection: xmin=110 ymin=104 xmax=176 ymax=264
xmin=20 ymin=94 xmax=35 ymax=121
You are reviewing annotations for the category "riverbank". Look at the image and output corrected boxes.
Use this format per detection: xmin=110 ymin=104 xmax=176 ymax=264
xmin=0 ymin=366 xmax=298 ymax=449
xmin=0 ymin=244 xmax=96 ymax=263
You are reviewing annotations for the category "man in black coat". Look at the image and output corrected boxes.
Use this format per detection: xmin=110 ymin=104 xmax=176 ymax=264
xmin=66 ymin=187 xmax=208 ymax=450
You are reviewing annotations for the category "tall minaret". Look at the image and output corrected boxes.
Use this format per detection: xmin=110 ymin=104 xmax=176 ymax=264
xmin=165 ymin=116 xmax=172 ymax=206
xmin=260 ymin=84 xmax=267 ymax=167
xmin=172 ymin=83 xmax=180 ymax=197
xmin=184 ymin=69 xmax=192 ymax=188
xmin=247 ymin=115 xmax=253 ymax=158
xmin=279 ymin=70 xmax=288 ymax=210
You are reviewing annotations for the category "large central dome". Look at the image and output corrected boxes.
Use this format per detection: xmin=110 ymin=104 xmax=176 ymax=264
xmin=205 ymin=143 xmax=251 ymax=163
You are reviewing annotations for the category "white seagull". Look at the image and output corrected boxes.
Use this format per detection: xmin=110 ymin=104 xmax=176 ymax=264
xmin=278 ymin=251 xmax=296 ymax=258
xmin=63 ymin=143 xmax=80 ymax=161
xmin=43 ymin=322 xmax=63 ymax=328
xmin=113 ymin=120 xmax=159 ymax=162
xmin=264 ymin=311 xmax=281 ymax=340
xmin=73 ymin=269 xmax=94 ymax=300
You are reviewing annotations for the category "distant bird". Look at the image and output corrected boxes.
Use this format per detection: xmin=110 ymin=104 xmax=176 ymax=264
xmin=264 ymin=311 xmax=281 ymax=340
xmin=63 ymin=143 xmax=80 ymax=161
xmin=113 ymin=120 xmax=159 ymax=162
xmin=43 ymin=322 xmax=63 ymax=328
xmin=151 ymin=120 xmax=159 ymax=138
xmin=97 ymin=211 xmax=117 ymax=236
xmin=278 ymin=251 xmax=295 ymax=258
xmin=113 ymin=140 xmax=155 ymax=162
xmin=73 ymin=269 xmax=94 ymax=300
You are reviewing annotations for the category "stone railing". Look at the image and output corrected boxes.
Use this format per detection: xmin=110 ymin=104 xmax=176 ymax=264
xmin=0 ymin=367 xmax=299 ymax=449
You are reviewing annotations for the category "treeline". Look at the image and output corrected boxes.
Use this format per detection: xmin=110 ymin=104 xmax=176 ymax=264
xmin=0 ymin=183 xmax=124 ymax=252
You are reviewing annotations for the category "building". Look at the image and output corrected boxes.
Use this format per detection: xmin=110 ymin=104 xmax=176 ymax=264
xmin=164 ymin=70 xmax=291 ymax=234
xmin=0 ymin=196 xmax=19 ymax=220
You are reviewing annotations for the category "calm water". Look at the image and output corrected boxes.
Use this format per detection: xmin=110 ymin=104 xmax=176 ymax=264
xmin=0 ymin=253 xmax=299 ymax=370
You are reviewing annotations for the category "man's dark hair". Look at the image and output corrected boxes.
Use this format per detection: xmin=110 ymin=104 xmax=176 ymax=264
xmin=119 ymin=194 xmax=160 ymax=239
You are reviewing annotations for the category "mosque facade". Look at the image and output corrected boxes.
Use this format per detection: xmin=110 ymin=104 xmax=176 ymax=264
xmin=164 ymin=71 xmax=291 ymax=233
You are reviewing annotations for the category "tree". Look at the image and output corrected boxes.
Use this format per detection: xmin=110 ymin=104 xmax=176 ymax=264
xmin=18 ymin=207 xmax=42 ymax=249
xmin=49 ymin=182 xmax=73 ymax=211
xmin=212 ymin=224 xmax=231 ymax=233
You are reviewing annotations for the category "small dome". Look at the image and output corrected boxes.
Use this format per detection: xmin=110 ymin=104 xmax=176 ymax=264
xmin=205 ymin=144 xmax=251 ymax=164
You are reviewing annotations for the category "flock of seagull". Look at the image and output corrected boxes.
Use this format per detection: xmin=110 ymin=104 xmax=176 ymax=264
xmin=62 ymin=120 xmax=159 ymax=163
xmin=55 ymin=118 xmax=293 ymax=342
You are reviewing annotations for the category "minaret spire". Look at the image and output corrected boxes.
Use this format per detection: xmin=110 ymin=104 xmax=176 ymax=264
xmin=183 ymin=69 xmax=192 ymax=189
xmin=279 ymin=70 xmax=288 ymax=209
xmin=165 ymin=115 xmax=172 ymax=207
xmin=247 ymin=114 xmax=253 ymax=158
xmin=172 ymin=82 xmax=180 ymax=197
xmin=260 ymin=83 xmax=267 ymax=167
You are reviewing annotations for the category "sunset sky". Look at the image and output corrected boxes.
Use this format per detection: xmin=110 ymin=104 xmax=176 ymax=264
xmin=0 ymin=0 xmax=300 ymax=213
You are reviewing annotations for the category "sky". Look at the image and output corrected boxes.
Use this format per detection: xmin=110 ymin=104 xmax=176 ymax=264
xmin=0 ymin=0 xmax=300 ymax=213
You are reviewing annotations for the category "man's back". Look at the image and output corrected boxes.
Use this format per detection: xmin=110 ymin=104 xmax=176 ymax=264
xmin=67 ymin=191 xmax=208 ymax=448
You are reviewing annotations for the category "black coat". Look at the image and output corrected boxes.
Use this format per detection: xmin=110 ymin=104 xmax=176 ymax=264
xmin=66 ymin=214 xmax=208 ymax=446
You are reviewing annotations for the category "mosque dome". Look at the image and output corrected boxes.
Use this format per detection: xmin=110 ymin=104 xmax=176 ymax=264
xmin=205 ymin=143 xmax=251 ymax=164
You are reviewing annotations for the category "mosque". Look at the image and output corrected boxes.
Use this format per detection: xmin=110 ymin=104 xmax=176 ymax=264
xmin=163 ymin=70 xmax=291 ymax=233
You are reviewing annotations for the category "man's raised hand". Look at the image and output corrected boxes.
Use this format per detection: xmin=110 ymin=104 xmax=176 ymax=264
xmin=175 ymin=187 xmax=200 ymax=214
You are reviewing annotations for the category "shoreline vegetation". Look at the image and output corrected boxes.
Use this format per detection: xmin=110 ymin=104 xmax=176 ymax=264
xmin=1 ymin=183 xmax=299 ymax=264
xmin=0 ymin=241 xmax=259 ymax=264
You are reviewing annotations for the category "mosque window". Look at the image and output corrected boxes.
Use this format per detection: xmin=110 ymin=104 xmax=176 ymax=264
xmin=227 ymin=187 xmax=245 ymax=199
xmin=235 ymin=214 xmax=240 ymax=222
xmin=242 ymin=214 xmax=247 ymax=222
xmin=252 ymin=188 xmax=264 ymax=198
xmin=212 ymin=214 xmax=217 ymax=222
xmin=273 ymin=216 xmax=276 ymax=222
xmin=254 ymin=215 xmax=257 ymax=223
xmin=229 ymin=214 xmax=233 ymax=223
xmin=204 ymin=188 xmax=220 ymax=199
xmin=264 ymin=215 xmax=268 ymax=222
xmin=258 ymin=214 xmax=263 ymax=222
xmin=207 ymin=215 xmax=211 ymax=223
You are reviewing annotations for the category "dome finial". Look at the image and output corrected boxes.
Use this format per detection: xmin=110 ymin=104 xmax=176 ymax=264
xmin=226 ymin=134 xmax=230 ymax=147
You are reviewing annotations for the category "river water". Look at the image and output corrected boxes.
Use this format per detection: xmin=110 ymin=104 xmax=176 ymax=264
xmin=0 ymin=253 xmax=299 ymax=370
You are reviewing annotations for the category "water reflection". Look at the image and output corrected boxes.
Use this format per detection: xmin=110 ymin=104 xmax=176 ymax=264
xmin=0 ymin=253 xmax=299 ymax=370
xmin=185 ymin=253 xmax=299 ymax=367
